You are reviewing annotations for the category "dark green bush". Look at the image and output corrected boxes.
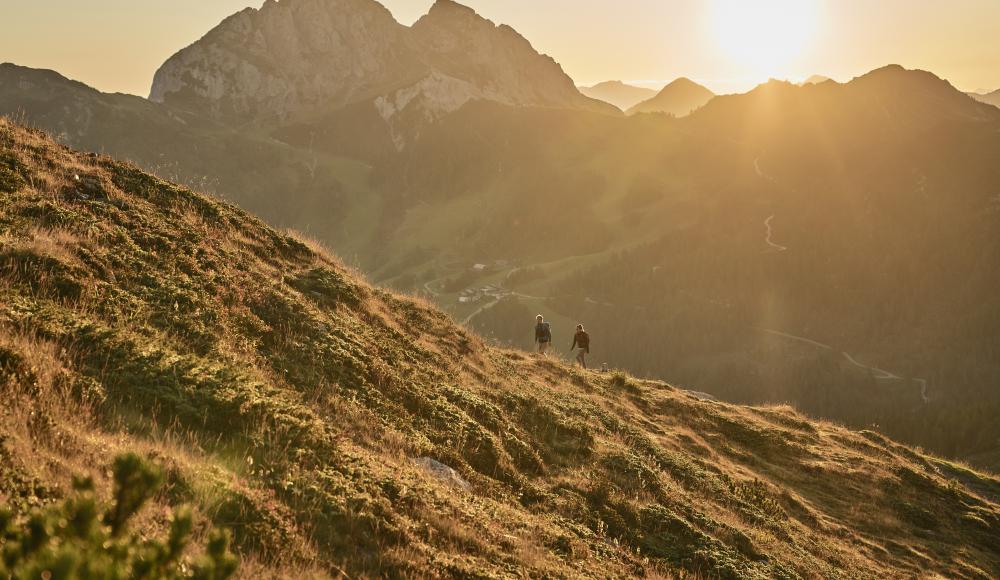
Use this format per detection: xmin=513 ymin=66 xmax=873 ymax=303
xmin=0 ymin=152 xmax=28 ymax=194
xmin=0 ymin=453 xmax=238 ymax=579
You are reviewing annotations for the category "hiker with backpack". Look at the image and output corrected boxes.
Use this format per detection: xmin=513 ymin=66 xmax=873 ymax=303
xmin=571 ymin=324 xmax=590 ymax=369
xmin=534 ymin=315 xmax=552 ymax=355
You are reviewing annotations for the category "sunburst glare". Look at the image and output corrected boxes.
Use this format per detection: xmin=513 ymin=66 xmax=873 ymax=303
xmin=711 ymin=0 xmax=821 ymax=80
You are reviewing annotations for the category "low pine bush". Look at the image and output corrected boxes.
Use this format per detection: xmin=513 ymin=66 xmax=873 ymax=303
xmin=0 ymin=453 xmax=238 ymax=579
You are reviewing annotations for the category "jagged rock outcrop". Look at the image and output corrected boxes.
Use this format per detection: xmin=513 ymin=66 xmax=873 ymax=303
xmin=410 ymin=0 xmax=610 ymax=113
xmin=150 ymin=0 xmax=615 ymax=128
xmin=149 ymin=0 xmax=419 ymax=123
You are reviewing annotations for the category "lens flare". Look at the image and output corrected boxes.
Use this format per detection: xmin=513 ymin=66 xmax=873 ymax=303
xmin=711 ymin=0 xmax=820 ymax=79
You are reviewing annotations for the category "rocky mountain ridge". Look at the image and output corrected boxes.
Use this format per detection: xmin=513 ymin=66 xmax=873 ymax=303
xmin=150 ymin=0 xmax=615 ymax=130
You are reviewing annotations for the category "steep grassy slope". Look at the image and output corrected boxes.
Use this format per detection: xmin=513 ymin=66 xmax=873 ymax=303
xmin=2 ymin=119 xmax=1000 ymax=578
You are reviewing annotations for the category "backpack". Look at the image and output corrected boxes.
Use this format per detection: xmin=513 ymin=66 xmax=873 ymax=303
xmin=537 ymin=322 xmax=552 ymax=341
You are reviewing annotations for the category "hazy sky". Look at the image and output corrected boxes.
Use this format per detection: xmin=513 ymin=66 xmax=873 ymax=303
xmin=3 ymin=0 xmax=999 ymax=96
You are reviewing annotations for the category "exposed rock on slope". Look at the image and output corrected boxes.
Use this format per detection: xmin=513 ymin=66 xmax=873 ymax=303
xmin=149 ymin=0 xmax=419 ymax=122
xmin=150 ymin=0 xmax=614 ymax=126
xmin=3 ymin=118 xmax=1000 ymax=578
xmin=410 ymin=0 xmax=611 ymax=113
xmin=627 ymin=77 xmax=715 ymax=116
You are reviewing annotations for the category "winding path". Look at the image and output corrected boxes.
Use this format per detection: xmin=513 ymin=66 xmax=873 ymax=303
xmin=461 ymin=296 xmax=501 ymax=326
xmin=754 ymin=155 xmax=775 ymax=182
xmin=461 ymin=290 xmax=553 ymax=326
xmin=764 ymin=215 xmax=788 ymax=252
xmin=423 ymin=279 xmax=442 ymax=297
xmin=753 ymin=153 xmax=928 ymax=404
xmin=755 ymin=154 xmax=788 ymax=253
xmin=762 ymin=328 xmax=930 ymax=403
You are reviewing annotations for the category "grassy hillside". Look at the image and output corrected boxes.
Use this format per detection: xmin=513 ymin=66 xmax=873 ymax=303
xmin=2 ymin=120 xmax=1000 ymax=577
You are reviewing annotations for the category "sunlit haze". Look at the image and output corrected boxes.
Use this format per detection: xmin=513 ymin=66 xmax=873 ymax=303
xmin=710 ymin=0 xmax=820 ymax=79
xmin=4 ymin=0 xmax=1000 ymax=575
xmin=2 ymin=0 xmax=1000 ymax=96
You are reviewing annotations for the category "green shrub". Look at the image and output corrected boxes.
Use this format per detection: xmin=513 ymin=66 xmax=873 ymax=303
xmin=0 ymin=152 xmax=28 ymax=194
xmin=0 ymin=453 xmax=238 ymax=579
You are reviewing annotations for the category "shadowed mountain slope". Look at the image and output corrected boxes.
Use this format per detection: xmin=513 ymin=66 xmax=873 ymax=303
xmin=3 ymin=119 xmax=1000 ymax=577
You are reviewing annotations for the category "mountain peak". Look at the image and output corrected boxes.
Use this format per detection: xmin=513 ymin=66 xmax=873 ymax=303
xmin=588 ymin=80 xmax=628 ymax=88
xmin=579 ymin=80 xmax=658 ymax=111
xmin=150 ymin=0 xmax=616 ymax=124
xmin=869 ymin=63 xmax=907 ymax=75
xmin=852 ymin=64 xmax=975 ymax=101
xmin=666 ymin=77 xmax=696 ymax=87
xmin=425 ymin=0 xmax=478 ymax=17
xmin=627 ymin=77 xmax=715 ymax=116
xmin=801 ymin=74 xmax=833 ymax=85
xmin=417 ymin=0 xmax=488 ymax=31
xmin=149 ymin=0 xmax=415 ymax=120
xmin=662 ymin=77 xmax=712 ymax=94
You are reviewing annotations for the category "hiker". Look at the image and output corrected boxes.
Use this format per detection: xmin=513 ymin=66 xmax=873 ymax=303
xmin=534 ymin=315 xmax=552 ymax=355
xmin=571 ymin=324 xmax=590 ymax=369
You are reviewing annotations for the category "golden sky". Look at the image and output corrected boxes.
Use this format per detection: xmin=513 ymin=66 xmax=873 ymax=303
xmin=3 ymin=0 xmax=999 ymax=96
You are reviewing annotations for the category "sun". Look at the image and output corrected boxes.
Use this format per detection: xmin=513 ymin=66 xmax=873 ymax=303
xmin=710 ymin=0 xmax=820 ymax=79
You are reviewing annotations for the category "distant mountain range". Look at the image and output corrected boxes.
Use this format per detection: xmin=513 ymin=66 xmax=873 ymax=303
xmin=969 ymin=88 xmax=1000 ymax=107
xmin=3 ymin=0 xmax=1000 ymax=474
xmin=626 ymin=77 xmax=716 ymax=116
xmin=578 ymin=80 xmax=657 ymax=111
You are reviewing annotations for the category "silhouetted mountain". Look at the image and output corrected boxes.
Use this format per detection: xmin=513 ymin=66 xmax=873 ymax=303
xmin=800 ymin=74 xmax=833 ymax=85
xmin=579 ymin=80 xmax=658 ymax=111
xmin=689 ymin=65 xmax=997 ymax=139
xmin=626 ymin=77 xmax=715 ymax=116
